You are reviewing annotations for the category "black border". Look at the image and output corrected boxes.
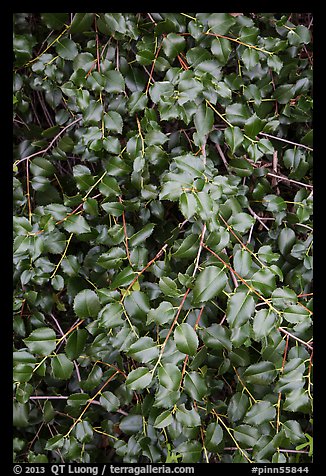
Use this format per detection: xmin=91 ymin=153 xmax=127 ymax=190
xmin=7 ymin=4 xmax=321 ymax=472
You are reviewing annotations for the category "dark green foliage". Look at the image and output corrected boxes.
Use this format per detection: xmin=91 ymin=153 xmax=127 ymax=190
xmin=13 ymin=12 xmax=313 ymax=464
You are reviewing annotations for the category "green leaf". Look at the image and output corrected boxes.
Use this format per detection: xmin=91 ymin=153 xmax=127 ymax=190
xmin=162 ymin=33 xmax=186 ymax=59
xmin=174 ymin=323 xmax=198 ymax=356
xmin=110 ymin=267 xmax=137 ymax=289
xmin=234 ymin=424 xmax=260 ymax=447
xmin=145 ymin=130 xmax=168 ymax=146
xmin=103 ymin=111 xmax=123 ymax=134
xmin=244 ymin=401 xmax=276 ymax=426
xmin=179 ymin=192 xmax=197 ymax=220
xmin=154 ymin=387 xmax=180 ymax=409
xmin=104 ymin=70 xmax=125 ymax=93
xmin=73 ymin=165 xmax=94 ymax=191
xmin=263 ymin=194 xmax=287 ymax=213
xmin=30 ymin=157 xmax=55 ymax=177
xmin=267 ymin=55 xmax=283 ymax=74
xmin=229 ymin=212 xmax=255 ymax=233
xmin=75 ymin=420 xmax=93 ymax=444
xmin=101 ymin=201 xmax=124 ymax=217
xmin=205 ymin=422 xmax=223 ymax=451
xmin=56 ymin=38 xmax=78 ymax=60
xmin=224 ymin=126 xmax=244 ymax=154
xmin=62 ymin=215 xmax=91 ymax=234
xmin=99 ymin=175 xmax=121 ymax=197
xmin=228 ymin=393 xmax=250 ymax=423
xmin=13 ymin=364 xmax=34 ymax=383
xmin=225 ymin=103 xmax=251 ymax=126
xmin=226 ymin=291 xmax=255 ymax=328
xmin=100 ymin=391 xmax=120 ymax=412
xmin=149 ymin=81 xmax=174 ymax=104
xmin=69 ymin=13 xmax=95 ymax=34
xmin=194 ymin=191 xmax=214 ymax=220
xmin=126 ymin=367 xmax=153 ymax=391
xmin=153 ymin=410 xmax=173 ymax=429
xmin=241 ymin=48 xmax=259 ymax=70
xmin=243 ymin=361 xmax=277 ymax=386
xmin=283 ymin=305 xmax=310 ymax=324
xmin=173 ymin=234 xmax=199 ymax=259
xmin=158 ymin=363 xmax=181 ymax=391
xmin=98 ymin=302 xmax=124 ymax=328
xmin=147 ymin=301 xmax=175 ymax=326
xmin=194 ymin=103 xmax=214 ymax=141
xmin=283 ymin=388 xmax=310 ymax=413
xmin=41 ymin=13 xmax=69 ymax=29
xmin=211 ymin=38 xmax=232 ymax=65
xmin=124 ymin=291 xmax=150 ymax=319
xmin=207 ymin=13 xmax=236 ymax=35
xmin=45 ymin=434 xmax=66 ymax=451
xmin=184 ymin=371 xmax=207 ymax=400
xmin=159 ymin=277 xmax=181 ymax=298
xmin=65 ymin=329 xmax=88 ymax=360
xmin=273 ymin=84 xmax=295 ymax=104
xmin=282 ymin=420 xmax=306 ymax=444
xmin=193 ymin=266 xmax=228 ymax=304
xmin=175 ymin=441 xmax=202 ymax=463
xmin=233 ymin=249 xmax=252 ymax=277
xmin=253 ymin=309 xmax=278 ymax=340
xmin=51 ymin=354 xmax=74 ymax=380
xmin=251 ymin=268 xmax=276 ymax=296
xmin=271 ymin=287 xmax=298 ymax=310
xmin=288 ymin=25 xmax=311 ymax=46
xmin=23 ymin=327 xmax=57 ymax=356
xmin=201 ymin=323 xmax=232 ymax=352
xmin=127 ymin=91 xmax=148 ymax=114
xmin=129 ymin=223 xmax=155 ymax=247
xmin=244 ymin=113 xmax=264 ymax=139
xmin=175 ymin=404 xmax=201 ymax=427
xmin=73 ymin=289 xmax=101 ymax=318
xmin=278 ymin=228 xmax=296 ymax=256
xmin=127 ymin=337 xmax=159 ymax=363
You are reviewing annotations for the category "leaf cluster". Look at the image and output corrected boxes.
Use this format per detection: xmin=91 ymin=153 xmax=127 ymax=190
xmin=13 ymin=12 xmax=313 ymax=464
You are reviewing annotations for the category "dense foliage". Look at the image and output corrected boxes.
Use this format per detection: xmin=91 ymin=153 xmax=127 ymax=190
xmin=13 ymin=13 xmax=313 ymax=464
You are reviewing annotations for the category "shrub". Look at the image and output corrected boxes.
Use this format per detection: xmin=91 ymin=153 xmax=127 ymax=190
xmin=13 ymin=13 xmax=313 ymax=464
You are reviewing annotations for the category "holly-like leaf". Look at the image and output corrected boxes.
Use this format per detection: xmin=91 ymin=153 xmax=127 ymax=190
xmin=73 ymin=289 xmax=101 ymax=318
xmin=174 ymin=323 xmax=198 ymax=356
xmin=51 ymin=354 xmax=74 ymax=380
xmin=193 ymin=266 xmax=227 ymax=304
xmin=24 ymin=327 xmax=57 ymax=356
xmin=126 ymin=367 xmax=153 ymax=390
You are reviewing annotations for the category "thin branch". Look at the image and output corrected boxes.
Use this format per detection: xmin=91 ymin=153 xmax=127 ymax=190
xmin=247 ymin=205 xmax=270 ymax=231
xmin=215 ymin=143 xmax=229 ymax=171
xmin=25 ymin=160 xmax=32 ymax=223
xmin=258 ymin=132 xmax=313 ymax=151
xmin=192 ymin=224 xmax=206 ymax=277
xmin=64 ymin=371 xmax=119 ymax=438
xmin=50 ymin=313 xmax=82 ymax=384
xmin=201 ymin=31 xmax=273 ymax=56
xmin=271 ymin=149 xmax=279 ymax=191
xmin=147 ymin=13 xmax=157 ymax=24
xmin=180 ymin=306 xmax=205 ymax=383
xmin=266 ymin=172 xmax=313 ymax=190
xmin=50 ymin=233 xmax=74 ymax=279
xmin=276 ymin=334 xmax=290 ymax=433
xmin=14 ymin=117 xmax=82 ymax=166
xmin=121 ymin=244 xmax=168 ymax=299
xmin=279 ymin=327 xmax=313 ymax=351
xmin=145 ymin=40 xmax=163 ymax=95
